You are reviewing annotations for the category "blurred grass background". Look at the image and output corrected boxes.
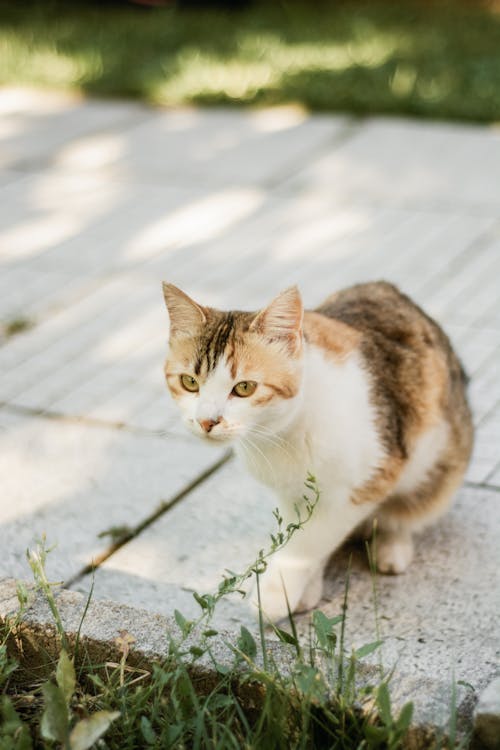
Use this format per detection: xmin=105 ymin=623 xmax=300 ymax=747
xmin=1 ymin=0 xmax=499 ymax=122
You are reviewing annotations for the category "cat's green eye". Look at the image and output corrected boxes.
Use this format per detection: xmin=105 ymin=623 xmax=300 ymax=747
xmin=232 ymin=381 xmax=257 ymax=398
xmin=180 ymin=374 xmax=199 ymax=393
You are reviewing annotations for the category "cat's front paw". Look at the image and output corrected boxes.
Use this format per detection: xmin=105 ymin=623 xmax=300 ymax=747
xmin=376 ymin=533 xmax=414 ymax=574
xmin=249 ymin=559 xmax=323 ymax=623
xmin=251 ymin=570 xmax=291 ymax=623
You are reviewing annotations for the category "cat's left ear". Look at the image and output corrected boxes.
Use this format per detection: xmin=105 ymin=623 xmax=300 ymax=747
xmin=250 ymin=286 xmax=303 ymax=355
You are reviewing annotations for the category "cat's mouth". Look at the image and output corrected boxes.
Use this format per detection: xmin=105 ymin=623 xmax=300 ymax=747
xmin=187 ymin=418 xmax=238 ymax=443
xmin=200 ymin=429 xmax=235 ymax=443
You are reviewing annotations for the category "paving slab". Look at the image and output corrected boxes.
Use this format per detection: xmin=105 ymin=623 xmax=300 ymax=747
xmin=0 ymin=87 xmax=151 ymax=171
xmin=284 ymin=117 xmax=500 ymax=212
xmin=73 ymin=458 xmax=274 ymax=627
xmin=0 ymin=408 xmax=225 ymax=583
xmin=316 ymin=486 xmax=500 ymax=729
xmin=37 ymin=105 xmax=349 ymax=188
xmin=0 ymin=172 xmax=210 ymax=272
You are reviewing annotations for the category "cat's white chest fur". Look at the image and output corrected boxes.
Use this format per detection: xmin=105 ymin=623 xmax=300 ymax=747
xmin=237 ymin=344 xmax=384 ymax=501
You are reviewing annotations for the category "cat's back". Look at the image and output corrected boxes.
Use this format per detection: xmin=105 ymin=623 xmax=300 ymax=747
xmin=307 ymin=281 xmax=473 ymax=463
xmin=314 ymin=281 xmax=462 ymax=383
xmin=316 ymin=281 xmax=444 ymax=350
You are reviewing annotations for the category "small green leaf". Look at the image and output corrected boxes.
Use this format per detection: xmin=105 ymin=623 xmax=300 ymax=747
xmin=69 ymin=710 xmax=120 ymax=750
xmin=40 ymin=682 xmax=69 ymax=743
xmin=354 ymin=640 xmax=383 ymax=659
xmin=193 ymin=592 xmax=209 ymax=610
xmin=166 ymin=724 xmax=183 ymax=744
xmin=209 ymin=694 xmax=234 ymax=710
xmin=364 ymin=724 xmax=388 ymax=745
xmin=16 ymin=581 xmax=30 ymax=610
xmin=376 ymin=682 xmax=392 ymax=727
xmin=0 ymin=695 xmax=26 ymax=735
xmin=395 ymin=701 xmax=414 ymax=733
xmin=189 ymin=646 xmax=205 ymax=658
xmin=174 ymin=609 xmax=193 ymax=638
xmin=312 ymin=610 xmax=342 ymax=650
xmin=0 ymin=700 xmax=33 ymax=750
xmin=214 ymin=661 xmax=231 ymax=675
xmin=274 ymin=628 xmax=299 ymax=647
xmin=0 ymin=645 xmax=18 ymax=687
xmin=202 ymin=629 xmax=218 ymax=638
xmin=140 ymin=715 xmax=157 ymax=744
xmin=56 ymin=649 xmax=76 ymax=705
xmin=237 ymin=626 xmax=257 ymax=659
xmin=294 ymin=663 xmax=325 ymax=698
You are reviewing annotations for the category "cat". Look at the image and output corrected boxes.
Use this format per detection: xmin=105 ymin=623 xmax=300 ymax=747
xmin=162 ymin=281 xmax=473 ymax=622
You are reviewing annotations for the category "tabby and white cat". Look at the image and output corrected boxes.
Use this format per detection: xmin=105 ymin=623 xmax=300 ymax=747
xmin=162 ymin=281 xmax=473 ymax=622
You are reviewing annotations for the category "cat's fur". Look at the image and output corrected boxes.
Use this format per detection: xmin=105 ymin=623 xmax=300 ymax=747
xmin=162 ymin=281 xmax=473 ymax=622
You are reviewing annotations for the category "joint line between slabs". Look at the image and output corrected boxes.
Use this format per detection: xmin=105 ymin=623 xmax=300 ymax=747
xmin=266 ymin=116 xmax=362 ymax=190
xmin=464 ymin=479 xmax=500 ymax=494
xmin=0 ymin=400 xmax=169 ymax=438
xmin=64 ymin=449 xmax=233 ymax=589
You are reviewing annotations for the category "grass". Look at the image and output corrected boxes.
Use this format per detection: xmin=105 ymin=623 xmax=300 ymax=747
xmin=0 ymin=0 xmax=500 ymax=122
xmin=0 ymin=479 xmax=420 ymax=750
xmin=1 ymin=477 xmax=471 ymax=749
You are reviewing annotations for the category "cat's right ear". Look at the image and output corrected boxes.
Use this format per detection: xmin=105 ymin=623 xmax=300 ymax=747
xmin=162 ymin=283 xmax=207 ymax=338
xmin=250 ymin=286 xmax=303 ymax=355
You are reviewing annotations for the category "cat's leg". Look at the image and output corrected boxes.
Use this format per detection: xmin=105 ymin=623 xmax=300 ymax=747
xmin=254 ymin=486 xmax=373 ymax=622
xmin=375 ymin=526 xmax=414 ymax=574
xmin=346 ymin=513 xmax=414 ymax=574
xmin=370 ymin=463 xmax=466 ymax=575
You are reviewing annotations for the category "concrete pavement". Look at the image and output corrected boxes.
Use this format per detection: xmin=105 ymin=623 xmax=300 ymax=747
xmin=0 ymin=87 xmax=499 ymax=742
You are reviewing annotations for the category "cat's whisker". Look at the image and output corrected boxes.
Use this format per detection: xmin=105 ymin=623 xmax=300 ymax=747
xmin=238 ymin=436 xmax=263 ymax=478
xmin=246 ymin=426 xmax=296 ymax=462
xmin=242 ymin=434 xmax=278 ymax=485
xmin=247 ymin=423 xmax=295 ymax=449
xmin=246 ymin=422 xmax=295 ymax=450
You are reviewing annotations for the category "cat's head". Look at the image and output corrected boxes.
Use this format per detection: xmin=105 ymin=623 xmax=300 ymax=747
xmin=163 ymin=283 xmax=304 ymax=444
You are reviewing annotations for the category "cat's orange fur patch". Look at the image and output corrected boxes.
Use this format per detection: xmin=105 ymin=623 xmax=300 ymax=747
xmin=235 ymin=337 xmax=301 ymax=404
xmin=303 ymin=311 xmax=361 ymax=360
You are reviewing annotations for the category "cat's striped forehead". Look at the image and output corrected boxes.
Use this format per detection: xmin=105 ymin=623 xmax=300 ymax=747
xmin=191 ymin=310 xmax=254 ymax=378
xmin=166 ymin=310 xmax=301 ymax=403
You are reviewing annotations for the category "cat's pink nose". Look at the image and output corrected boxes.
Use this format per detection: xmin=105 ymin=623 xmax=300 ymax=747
xmin=198 ymin=418 xmax=220 ymax=433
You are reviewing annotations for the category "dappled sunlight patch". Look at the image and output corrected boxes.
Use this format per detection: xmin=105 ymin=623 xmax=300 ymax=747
xmin=249 ymin=103 xmax=308 ymax=133
xmin=0 ymin=171 xmax=126 ymax=262
xmin=29 ymin=172 xmax=124 ymax=213
xmin=271 ymin=210 xmax=371 ymax=263
xmin=0 ymin=417 xmax=112 ymax=524
xmin=0 ymin=86 xmax=82 ymax=115
xmin=0 ymin=214 xmax=82 ymax=260
xmin=54 ymin=131 xmax=126 ymax=171
xmin=91 ymin=308 xmax=164 ymax=361
xmin=123 ymin=188 xmax=264 ymax=261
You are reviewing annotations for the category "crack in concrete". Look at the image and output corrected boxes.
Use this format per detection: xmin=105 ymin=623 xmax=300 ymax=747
xmin=464 ymin=479 xmax=500 ymax=493
xmin=63 ymin=449 xmax=233 ymax=589
xmin=0 ymin=400 xmax=172 ymax=438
